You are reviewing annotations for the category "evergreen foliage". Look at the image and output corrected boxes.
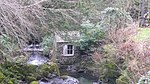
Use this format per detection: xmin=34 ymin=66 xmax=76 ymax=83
xmin=0 ymin=62 xmax=59 ymax=83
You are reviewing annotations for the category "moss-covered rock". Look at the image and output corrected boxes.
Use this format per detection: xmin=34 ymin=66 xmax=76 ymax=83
xmin=30 ymin=81 xmax=39 ymax=84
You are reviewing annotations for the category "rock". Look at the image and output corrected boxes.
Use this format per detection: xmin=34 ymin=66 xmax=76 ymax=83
xmin=39 ymin=78 xmax=63 ymax=84
xmin=30 ymin=81 xmax=39 ymax=84
xmin=39 ymin=76 xmax=79 ymax=84
xmin=77 ymin=69 xmax=85 ymax=73
xmin=48 ymin=73 xmax=57 ymax=79
xmin=93 ymin=82 xmax=99 ymax=84
xmin=62 ymin=76 xmax=79 ymax=84
xmin=50 ymin=78 xmax=64 ymax=84
xmin=39 ymin=78 xmax=50 ymax=84
xmin=67 ymin=65 xmax=77 ymax=72
xmin=39 ymin=81 xmax=49 ymax=84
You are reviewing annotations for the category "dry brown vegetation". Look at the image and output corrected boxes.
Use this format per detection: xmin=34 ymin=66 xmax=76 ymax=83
xmin=107 ymin=23 xmax=150 ymax=83
xmin=91 ymin=22 xmax=150 ymax=83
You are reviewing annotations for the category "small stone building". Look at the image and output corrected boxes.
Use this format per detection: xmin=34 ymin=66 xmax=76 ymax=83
xmin=55 ymin=31 xmax=80 ymax=64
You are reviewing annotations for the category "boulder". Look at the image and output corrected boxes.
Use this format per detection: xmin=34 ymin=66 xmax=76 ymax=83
xmin=62 ymin=76 xmax=79 ymax=84
xmin=39 ymin=76 xmax=79 ymax=84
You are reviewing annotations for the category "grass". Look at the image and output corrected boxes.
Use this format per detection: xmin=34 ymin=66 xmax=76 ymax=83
xmin=135 ymin=28 xmax=150 ymax=41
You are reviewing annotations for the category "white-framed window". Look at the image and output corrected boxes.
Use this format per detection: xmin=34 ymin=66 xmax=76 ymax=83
xmin=63 ymin=45 xmax=74 ymax=56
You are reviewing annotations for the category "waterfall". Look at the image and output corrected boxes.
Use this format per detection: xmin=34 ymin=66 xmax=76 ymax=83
xmin=23 ymin=44 xmax=48 ymax=65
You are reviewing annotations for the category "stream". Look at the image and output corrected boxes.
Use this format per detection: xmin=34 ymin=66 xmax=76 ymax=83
xmin=27 ymin=54 xmax=100 ymax=84
xmin=25 ymin=45 xmax=99 ymax=84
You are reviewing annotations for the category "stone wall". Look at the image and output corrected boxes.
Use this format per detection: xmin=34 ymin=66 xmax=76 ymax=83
xmin=56 ymin=42 xmax=80 ymax=65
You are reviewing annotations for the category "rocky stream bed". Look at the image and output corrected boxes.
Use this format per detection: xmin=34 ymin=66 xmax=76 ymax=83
xmin=0 ymin=45 xmax=100 ymax=84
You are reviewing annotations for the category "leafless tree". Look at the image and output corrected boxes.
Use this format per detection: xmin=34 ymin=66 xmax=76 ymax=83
xmin=0 ymin=0 xmax=82 ymax=47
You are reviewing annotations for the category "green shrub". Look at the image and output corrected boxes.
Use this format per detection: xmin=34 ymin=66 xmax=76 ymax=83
xmin=0 ymin=72 xmax=6 ymax=82
xmin=0 ymin=34 xmax=18 ymax=62
xmin=97 ymin=44 xmax=126 ymax=84
xmin=40 ymin=35 xmax=53 ymax=55
xmin=99 ymin=61 xmax=121 ymax=84
xmin=0 ymin=62 xmax=60 ymax=83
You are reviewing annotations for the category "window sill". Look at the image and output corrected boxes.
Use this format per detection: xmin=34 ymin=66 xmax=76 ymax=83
xmin=62 ymin=54 xmax=74 ymax=56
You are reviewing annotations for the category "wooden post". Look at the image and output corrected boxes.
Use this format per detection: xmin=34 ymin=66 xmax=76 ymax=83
xmin=51 ymin=32 xmax=57 ymax=63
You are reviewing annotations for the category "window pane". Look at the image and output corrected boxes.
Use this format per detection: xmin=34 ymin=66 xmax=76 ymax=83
xmin=67 ymin=50 xmax=73 ymax=54
xmin=66 ymin=45 xmax=74 ymax=55
xmin=70 ymin=50 xmax=73 ymax=54
xmin=68 ymin=45 xmax=73 ymax=49
xmin=67 ymin=49 xmax=70 ymax=54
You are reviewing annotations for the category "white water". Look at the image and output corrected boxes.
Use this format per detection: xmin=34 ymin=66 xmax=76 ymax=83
xmin=27 ymin=52 xmax=48 ymax=65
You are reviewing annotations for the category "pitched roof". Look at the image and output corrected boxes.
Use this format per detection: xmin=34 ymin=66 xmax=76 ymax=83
xmin=55 ymin=31 xmax=80 ymax=42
